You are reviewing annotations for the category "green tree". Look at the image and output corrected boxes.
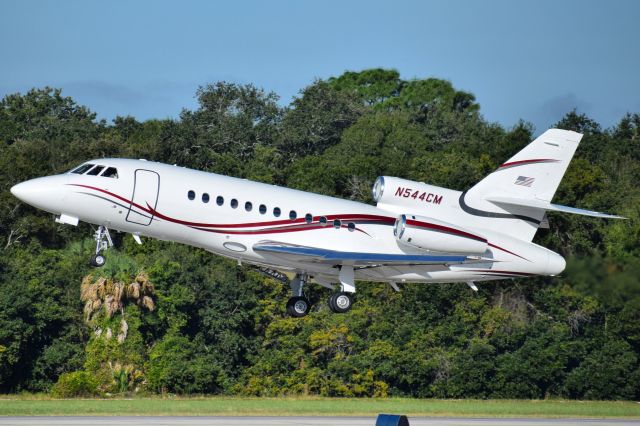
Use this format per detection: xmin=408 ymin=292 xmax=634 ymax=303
xmin=563 ymin=338 xmax=639 ymax=400
xmin=171 ymin=82 xmax=282 ymax=173
xmin=279 ymin=79 xmax=365 ymax=159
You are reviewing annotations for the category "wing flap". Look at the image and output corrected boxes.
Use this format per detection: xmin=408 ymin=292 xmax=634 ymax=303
xmin=253 ymin=241 xmax=489 ymax=267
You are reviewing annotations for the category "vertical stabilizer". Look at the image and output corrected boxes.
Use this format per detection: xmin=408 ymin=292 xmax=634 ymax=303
xmin=461 ymin=129 xmax=582 ymax=241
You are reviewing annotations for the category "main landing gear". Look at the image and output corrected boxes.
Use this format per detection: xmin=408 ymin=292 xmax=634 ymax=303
xmin=285 ymin=267 xmax=356 ymax=317
xmin=328 ymin=292 xmax=353 ymax=314
xmin=286 ymin=274 xmax=311 ymax=317
xmin=90 ymin=225 xmax=113 ymax=267
xmin=327 ymin=265 xmax=355 ymax=314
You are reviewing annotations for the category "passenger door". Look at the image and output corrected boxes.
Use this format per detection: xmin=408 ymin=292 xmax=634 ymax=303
xmin=126 ymin=169 xmax=160 ymax=226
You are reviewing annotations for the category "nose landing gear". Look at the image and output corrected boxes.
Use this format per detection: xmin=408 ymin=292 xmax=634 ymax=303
xmin=90 ymin=225 xmax=113 ymax=267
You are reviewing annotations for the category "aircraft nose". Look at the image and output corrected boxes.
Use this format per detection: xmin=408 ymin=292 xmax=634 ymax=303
xmin=547 ymin=251 xmax=566 ymax=276
xmin=10 ymin=180 xmax=37 ymax=202
xmin=10 ymin=176 xmax=69 ymax=213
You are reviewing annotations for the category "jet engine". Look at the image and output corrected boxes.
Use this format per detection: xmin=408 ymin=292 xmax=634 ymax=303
xmin=372 ymin=176 xmax=457 ymax=212
xmin=394 ymin=214 xmax=488 ymax=255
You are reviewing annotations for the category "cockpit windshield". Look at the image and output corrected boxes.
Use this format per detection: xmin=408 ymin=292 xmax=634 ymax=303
xmin=70 ymin=164 xmax=95 ymax=174
xmin=69 ymin=163 xmax=118 ymax=179
xmin=86 ymin=165 xmax=105 ymax=176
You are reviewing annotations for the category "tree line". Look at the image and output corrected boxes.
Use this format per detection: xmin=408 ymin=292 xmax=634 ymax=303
xmin=0 ymin=69 xmax=639 ymax=399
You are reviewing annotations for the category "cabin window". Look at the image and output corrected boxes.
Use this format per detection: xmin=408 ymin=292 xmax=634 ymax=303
xmin=319 ymin=216 xmax=327 ymax=226
xmin=289 ymin=210 xmax=297 ymax=220
xmin=86 ymin=165 xmax=105 ymax=176
xmin=188 ymin=190 xmax=195 ymax=200
xmin=273 ymin=207 xmax=281 ymax=217
xmin=347 ymin=222 xmax=356 ymax=232
xmin=202 ymin=193 xmax=210 ymax=203
xmin=259 ymin=204 xmax=267 ymax=214
xmin=231 ymin=199 xmax=238 ymax=209
xmin=216 ymin=196 xmax=224 ymax=206
xmin=305 ymin=213 xmax=313 ymax=224
xmin=101 ymin=167 xmax=118 ymax=178
xmin=70 ymin=164 xmax=95 ymax=174
xmin=333 ymin=219 xmax=341 ymax=229
xmin=245 ymin=201 xmax=253 ymax=212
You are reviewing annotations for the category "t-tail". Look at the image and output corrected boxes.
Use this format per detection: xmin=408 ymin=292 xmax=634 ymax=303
xmin=461 ymin=128 xmax=625 ymax=242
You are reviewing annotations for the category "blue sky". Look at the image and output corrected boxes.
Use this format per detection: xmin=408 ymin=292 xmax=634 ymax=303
xmin=1 ymin=0 xmax=639 ymax=133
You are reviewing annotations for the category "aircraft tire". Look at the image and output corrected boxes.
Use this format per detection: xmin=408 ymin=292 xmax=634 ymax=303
xmin=286 ymin=296 xmax=310 ymax=317
xmin=327 ymin=294 xmax=337 ymax=312
xmin=90 ymin=254 xmax=106 ymax=267
xmin=328 ymin=292 xmax=353 ymax=314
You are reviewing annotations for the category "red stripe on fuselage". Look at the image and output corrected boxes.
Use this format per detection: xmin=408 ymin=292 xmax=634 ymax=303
xmin=71 ymin=183 xmax=524 ymax=257
xmin=69 ymin=184 xmax=389 ymax=233
xmin=69 ymin=184 xmax=152 ymax=215
xmin=148 ymin=206 xmax=395 ymax=229
xmin=405 ymin=219 xmax=528 ymax=260
xmin=406 ymin=219 xmax=487 ymax=243
xmin=488 ymin=242 xmax=529 ymax=261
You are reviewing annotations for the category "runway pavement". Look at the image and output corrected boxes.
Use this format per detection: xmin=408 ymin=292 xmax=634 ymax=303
xmin=0 ymin=417 xmax=638 ymax=426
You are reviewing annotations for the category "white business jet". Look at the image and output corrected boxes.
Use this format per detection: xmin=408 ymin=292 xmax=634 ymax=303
xmin=10 ymin=129 xmax=623 ymax=317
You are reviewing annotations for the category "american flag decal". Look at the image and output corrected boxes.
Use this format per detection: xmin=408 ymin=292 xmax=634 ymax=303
xmin=515 ymin=176 xmax=535 ymax=187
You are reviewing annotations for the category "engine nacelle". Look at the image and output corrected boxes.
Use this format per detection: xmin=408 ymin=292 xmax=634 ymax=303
xmin=394 ymin=214 xmax=488 ymax=255
xmin=372 ymin=176 xmax=457 ymax=212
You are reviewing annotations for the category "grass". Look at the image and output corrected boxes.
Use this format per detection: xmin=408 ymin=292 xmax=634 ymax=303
xmin=0 ymin=396 xmax=639 ymax=418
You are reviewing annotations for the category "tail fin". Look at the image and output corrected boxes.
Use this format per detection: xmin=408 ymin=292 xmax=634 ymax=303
xmin=463 ymin=129 xmax=582 ymax=241
xmin=473 ymin=128 xmax=582 ymax=202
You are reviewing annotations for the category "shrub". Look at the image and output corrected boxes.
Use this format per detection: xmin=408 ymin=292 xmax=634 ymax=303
xmin=51 ymin=371 xmax=99 ymax=398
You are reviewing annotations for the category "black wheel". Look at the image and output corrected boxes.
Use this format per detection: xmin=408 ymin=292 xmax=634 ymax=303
xmin=286 ymin=296 xmax=311 ymax=317
xmin=90 ymin=254 xmax=106 ymax=267
xmin=328 ymin=293 xmax=337 ymax=312
xmin=328 ymin=292 xmax=353 ymax=313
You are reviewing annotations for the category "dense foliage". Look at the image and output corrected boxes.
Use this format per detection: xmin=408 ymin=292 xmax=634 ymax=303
xmin=1 ymin=71 xmax=639 ymax=399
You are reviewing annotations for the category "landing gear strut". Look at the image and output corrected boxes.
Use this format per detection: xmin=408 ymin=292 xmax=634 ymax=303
xmin=90 ymin=225 xmax=113 ymax=267
xmin=286 ymin=273 xmax=311 ymax=317
xmin=327 ymin=265 xmax=355 ymax=314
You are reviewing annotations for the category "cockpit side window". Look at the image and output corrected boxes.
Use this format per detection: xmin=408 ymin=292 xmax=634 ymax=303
xmin=86 ymin=165 xmax=105 ymax=176
xmin=101 ymin=167 xmax=118 ymax=178
xmin=70 ymin=164 xmax=95 ymax=174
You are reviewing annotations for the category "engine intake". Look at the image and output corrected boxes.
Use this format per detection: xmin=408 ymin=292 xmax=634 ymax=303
xmin=394 ymin=214 xmax=488 ymax=255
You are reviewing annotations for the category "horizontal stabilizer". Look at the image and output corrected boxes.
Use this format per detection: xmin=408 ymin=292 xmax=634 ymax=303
xmin=486 ymin=196 xmax=626 ymax=219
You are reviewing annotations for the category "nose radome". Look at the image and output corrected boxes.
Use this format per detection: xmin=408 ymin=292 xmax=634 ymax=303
xmin=10 ymin=180 xmax=37 ymax=202
xmin=10 ymin=183 xmax=21 ymax=197
xmin=10 ymin=176 xmax=69 ymax=213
